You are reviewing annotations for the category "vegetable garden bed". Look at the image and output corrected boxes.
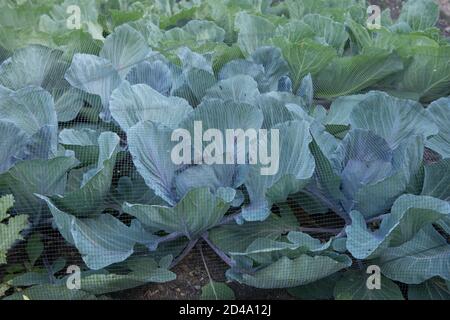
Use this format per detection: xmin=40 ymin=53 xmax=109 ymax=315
xmin=1 ymin=0 xmax=450 ymax=300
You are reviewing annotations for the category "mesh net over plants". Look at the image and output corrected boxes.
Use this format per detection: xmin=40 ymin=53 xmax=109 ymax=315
xmin=0 ymin=0 xmax=450 ymax=300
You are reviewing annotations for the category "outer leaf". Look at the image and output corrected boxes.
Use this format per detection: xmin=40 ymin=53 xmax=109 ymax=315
xmin=287 ymin=274 xmax=341 ymax=300
xmin=234 ymin=12 xmax=275 ymax=56
xmin=111 ymin=174 xmax=167 ymax=208
xmin=271 ymin=38 xmax=336 ymax=91
xmin=349 ymin=91 xmax=437 ymax=149
xmin=231 ymin=232 xmax=331 ymax=257
xmin=51 ymin=132 xmax=120 ymax=216
xmin=211 ymin=44 xmax=244 ymax=73
xmin=38 ymin=195 xmax=157 ymax=270
xmin=325 ymin=94 xmax=367 ymax=126
xmin=396 ymin=46 xmax=450 ymax=101
xmin=422 ymin=158 xmax=450 ymax=201
xmin=334 ymin=271 xmax=404 ymax=300
xmin=314 ymin=50 xmax=403 ymax=99
xmin=59 ymin=128 xmax=101 ymax=166
xmin=165 ymin=20 xmax=225 ymax=44
xmin=209 ymin=212 xmax=299 ymax=254
xmin=5 ymin=256 xmax=175 ymax=299
xmin=0 ymin=195 xmax=28 ymax=264
xmin=110 ymin=82 xmax=192 ymax=132
xmin=249 ymin=46 xmax=289 ymax=92
xmin=99 ymin=24 xmax=150 ymax=78
xmin=0 ymin=86 xmax=57 ymax=138
xmin=201 ymin=281 xmax=235 ymax=300
xmin=274 ymin=20 xmax=315 ymax=42
xmin=184 ymin=68 xmax=217 ymax=103
xmin=53 ymin=87 xmax=86 ymax=122
xmin=81 ymin=258 xmax=176 ymax=294
xmin=346 ymin=195 xmax=450 ymax=260
xmin=179 ymin=98 xmax=263 ymax=160
xmin=123 ymin=188 xmax=230 ymax=239
xmin=0 ymin=155 xmax=79 ymax=218
xmin=392 ymin=134 xmax=425 ymax=194
xmin=242 ymin=120 xmax=315 ymax=221
xmin=285 ymin=0 xmax=365 ymax=22
xmin=233 ymin=254 xmax=351 ymax=289
xmin=398 ymin=0 xmax=439 ymax=31
xmin=378 ymin=225 xmax=450 ymax=284
xmin=334 ymin=129 xmax=396 ymax=215
xmin=219 ymin=59 xmax=265 ymax=86
xmin=127 ymin=121 xmax=180 ymax=205
xmin=176 ymin=46 xmax=213 ymax=74
xmin=0 ymin=194 xmax=14 ymax=221
xmin=256 ymin=94 xmax=296 ymax=129
xmin=302 ymin=14 xmax=348 ymax=52
xmin=4 ymin=284 xmax=96 ymax=300
xmin=65 ymin=53 xmax=122 ymax=121
xmin=426 ymin=97 xmax=450 ymax=157
xmin=370 ymin=28 xmax=439 ymax=53
xmin=126 ymin=60 xmax=172 ymax=96
xmin=26 ymin=233 xmax=43 ymax=266
xmin=174 ymin=164 xmax=246 ymax=202
xmin=0 ymin=213 xmax=28 ymax=265
xmin=0 ymin=45 xmax=65 ymax=90
xmin=408 ymin=278 xmax=450 ymax=300
xmin=205 ymin=75 xmax=260 ymax=105
xmin=0 ymin=121 xmax=28 ymax=173
xmin=309 ymin=123 xmax=343 ymax=204
xmin=53 ymin=29 xmax=103 ymax=58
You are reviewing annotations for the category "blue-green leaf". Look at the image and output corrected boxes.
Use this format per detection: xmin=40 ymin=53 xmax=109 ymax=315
xmin=123 ymin=187 xmax=230 ymax=239
xmin=408 ymin=278 xmax=450 ymax=300
xmin=398 ymin=0 xmax=439 ymax=31
xmin=378 ymin=225 xmax=450 ymax=284
xmin=110 ymin=82 xmax=192 ymax=132
xmin=51 ymin=132 xmax=120 ymax=216
xmin=235 ymin=12 xmax=275 ymax=57
xmin=65 ymin=54 xmax=122 ymax=121
xmin=426 ymin=97 xmax=450 ymax=158
xmin=205 ymin=75 xmax=260 ymax=105
xmin=334 ymin=271 xmax=404 ymax=300
xmin=38 ymin=195 xmax=157 ymax=270
xmin=242 ymin=120 xmax=315 ymax=221
xmin=349 ymin=91 xmax=437 ymax=149
xmin=232 ymin=254 xmax=351 ymax=289
xmin=99 ymin=24 xmax=150 ymax=78
xmin=127 ymin=121 xmax=180 ymax=205
xmin=201 ymin=281 xmax=235 ymax=300
xmin=346 ymin=195 xmax=450 ymax=260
